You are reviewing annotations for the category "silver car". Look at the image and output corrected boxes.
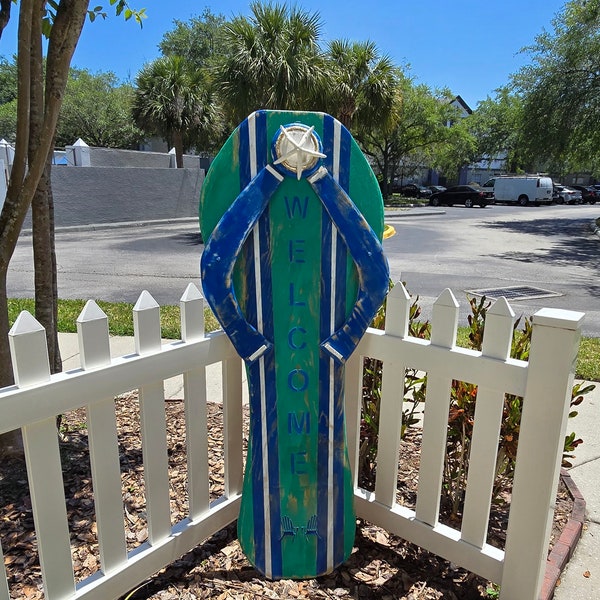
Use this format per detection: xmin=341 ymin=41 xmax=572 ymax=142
xmin=553 ymin=185 xmax=583 ymax=205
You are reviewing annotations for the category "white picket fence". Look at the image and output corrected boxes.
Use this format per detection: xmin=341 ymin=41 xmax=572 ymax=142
xmin=0 ymin=281 xmax=583 ymax=600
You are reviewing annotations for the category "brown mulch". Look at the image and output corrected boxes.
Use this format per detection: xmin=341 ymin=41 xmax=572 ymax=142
xmin=0 ymin=395 xmax=572 ymax=600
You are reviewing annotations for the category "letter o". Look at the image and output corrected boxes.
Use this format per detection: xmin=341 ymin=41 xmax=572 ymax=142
xmin=288 ymin=368 xmax=309 ymax=392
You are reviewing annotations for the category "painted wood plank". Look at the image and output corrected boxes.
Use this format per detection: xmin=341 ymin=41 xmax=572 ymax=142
xmin=500 ymin=309 xmax=583 ymax=600
xmin=0 ymin=542 xmax=9 ymax=600
xmin=374 ymin=360 xmax=406 ymax=507
xmin=23 ymin=418 xmax=76 ymax=598
xmin=344 ymin=353 xmax=363 ymax=488
xmin=415 ymin=374 xmax=452 ymax=526
xmin=184 ymin=367 xmax=210 ymax=519
xmin=78 ymin=300 xmax=128 ymax=572
xmin=461 ymin=298 xmax=516 ymax=548
xmin=9 ymin=312 xmax=75 ymax=598
xmin=138 ymin=380 xmax=172 ymax=544
xmin=222 ymin=357 xmax=244 ymax=498
xmin=134 ymin=291 xmax=171 ymax=544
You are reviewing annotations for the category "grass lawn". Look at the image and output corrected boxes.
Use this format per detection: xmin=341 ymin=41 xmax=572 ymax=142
xmin=8 ymin=298 xmax=600 ymax=382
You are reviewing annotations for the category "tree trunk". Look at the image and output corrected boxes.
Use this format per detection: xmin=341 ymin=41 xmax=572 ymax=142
xmin=32 ymin=163 xmax=62 ymax=374
xmin=173 ymin=129 xmax=184 ymax=168
xmin=0 ymin=0 xmax=88 ymax=463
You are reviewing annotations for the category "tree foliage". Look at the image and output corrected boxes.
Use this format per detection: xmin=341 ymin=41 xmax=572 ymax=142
xmin=359 ymin=80 xmax=473 ymax=196
xmin=322 ymin=39 xmax=397 ymax=131
xmin=214 ymin=2 xmax=326 ymax=124
xmin=133 ymin=55 xmax=223 ymax=166
xmin=158 ymin=8 xmax=227 ymax=69
xmin=0 ymin=55 xmax=18 ymax=104
xmin=467 ymin=87 xmax=528 ymax=173
xmin=58 ymin=68 xmax=144 ymax=148
xmin=514 ymin=0 xmax=600 ymax=175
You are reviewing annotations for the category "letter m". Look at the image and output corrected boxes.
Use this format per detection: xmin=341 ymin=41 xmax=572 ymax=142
xmin=288 ymin=411 xmax=311 ymax=434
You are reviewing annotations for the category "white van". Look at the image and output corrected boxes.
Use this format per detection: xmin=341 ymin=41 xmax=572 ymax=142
xmin=482 ymin=175 xmax=553 ymax=206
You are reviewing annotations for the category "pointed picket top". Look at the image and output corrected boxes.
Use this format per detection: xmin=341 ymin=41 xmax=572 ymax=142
xmin=77 ymin=300 xmax=111 ymax=370
xmin=134 ymin=289 xmax=160 ymax=312
xmin=384 ymin=281 xmax=411 ymax=337
xmin=73 ymin=138 xmax=89 ymax=147
xmin=0 ymin=138 xmax=12 ymax=147
xmin=77 ymin=299 xmax=108 ymax=323
xmin=181 ymin=282 xmax=203 ymax=302
xmin=8 ymin=311 xmax=51 ymax=387
xmin=431 ymin=288 xmax=459 ymax=349
xmin=481 ymin=297 xmax=516 ymax=360
xmin=9 ymin=310 xmax=45 ymax=335
xmin=180 ymin=283 xmax=205 ymax=342
xmin=133 ymin=290 xmax=161 ymax=354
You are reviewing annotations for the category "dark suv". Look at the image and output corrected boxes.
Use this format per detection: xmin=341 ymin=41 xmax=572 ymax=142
xmin=397 ymin=183 xmax=432 ymax=198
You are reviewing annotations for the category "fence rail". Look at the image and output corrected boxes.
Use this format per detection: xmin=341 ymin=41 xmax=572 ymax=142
xmin=0 ymin=282 xmax=583 ymax=600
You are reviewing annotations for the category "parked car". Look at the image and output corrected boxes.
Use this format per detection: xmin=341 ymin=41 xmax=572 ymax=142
xmin=429 ymin=184 xmax=494 ymax=208
xmin=569 ymin=184 xmax=597 ymax=204
xmin=553 ymin=184 xmax=583 ymax=205
xmin=427 ymin=185 xmax=446 ymax=194
xmin=398 ymin=183 xmax=432 ymax=198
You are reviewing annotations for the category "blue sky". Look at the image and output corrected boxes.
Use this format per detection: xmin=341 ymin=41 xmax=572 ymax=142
xmin=0 ymin=1 xmax=566 ymax=109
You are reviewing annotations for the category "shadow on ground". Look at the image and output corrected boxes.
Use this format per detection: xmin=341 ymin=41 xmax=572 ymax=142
xmin=483 ymin=217 xmax=599 ymax=271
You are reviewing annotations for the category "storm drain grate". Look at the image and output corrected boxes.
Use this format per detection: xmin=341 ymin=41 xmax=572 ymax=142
xmin=466 ymin=285 xmax=562 ymax=301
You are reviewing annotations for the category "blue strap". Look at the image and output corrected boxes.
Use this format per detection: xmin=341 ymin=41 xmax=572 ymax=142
xmin=308 ymin=167 xmax=389 ymax=363
xmin=202 ymin=164 xmax=388 ymax=366
xmin=201 ymin=165 xmax=283 ymax=362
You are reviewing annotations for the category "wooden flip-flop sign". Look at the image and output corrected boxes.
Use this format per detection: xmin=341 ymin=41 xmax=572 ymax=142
xmin=200 ymin=110 xmax=389 ymax=580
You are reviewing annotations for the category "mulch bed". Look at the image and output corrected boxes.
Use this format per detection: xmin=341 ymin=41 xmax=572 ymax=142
xmin=0 ymin=395 xmax=572 ymax=599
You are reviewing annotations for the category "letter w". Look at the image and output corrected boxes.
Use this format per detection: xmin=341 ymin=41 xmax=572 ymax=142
xmin=284 ymin=196 xmax=308 ymax=219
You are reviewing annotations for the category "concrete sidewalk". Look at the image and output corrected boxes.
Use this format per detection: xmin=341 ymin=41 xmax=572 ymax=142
xmin=553 ymin=379 xmax=600 ymax=600
xmin=57 ymin=332 xmax=598 ymax=598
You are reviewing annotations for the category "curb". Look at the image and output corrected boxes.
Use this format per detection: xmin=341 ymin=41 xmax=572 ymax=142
xmin=20 ymin=216 xmax=200 ymax=236
xmin=540 ymin=468 xmax=586 ymax=600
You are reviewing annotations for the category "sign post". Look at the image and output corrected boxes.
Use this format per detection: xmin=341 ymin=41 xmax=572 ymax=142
xmin=200 ymin=110 xmax=389 ymax=579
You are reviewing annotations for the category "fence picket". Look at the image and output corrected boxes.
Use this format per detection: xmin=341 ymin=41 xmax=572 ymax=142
xmin=78 ymin=301 xmax=128 ymax=572
xmin=415 ymin=290 xmax=459 ymax=526
xmin=430 ymin=288 xmax=459 ymax=349
xmin=180 ymin=284 xmax=210 ymax=519
xmin=374 ymin=283 xmax=411 ymax=507
xmin=385 ymin=282 xmax=411 ymax=337
xmin=344 ymin=353 xmax=363 ymax=487
xmin=500 ymin=308 xmax=584 ymax=599
xmin=134 ymin=291 xmax=172 ymax=544
xmin=8 ymin=313 xmax=76 ymax=599
xmin=0 ymin=541 xmax=9 ymax=600
xmin=222 ymin=357 xmax=244 ymax=497
xmin=461 ymin=297 xmax=516 ymax=548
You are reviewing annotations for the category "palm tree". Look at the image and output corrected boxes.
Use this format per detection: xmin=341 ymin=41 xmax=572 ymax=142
xmin=214 ymin=2 xmax=326 ymax=124
xmin=133 ymin=55 xmax=222 ymax=166
xmin=323 ymin=39 xmax=398 ymax=132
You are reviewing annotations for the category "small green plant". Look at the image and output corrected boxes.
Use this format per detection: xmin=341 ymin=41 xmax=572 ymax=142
xmin=358 ymin=289 xmax=594 ymax=517
xmin=442 ymin=295 xmax=594 ymax=515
